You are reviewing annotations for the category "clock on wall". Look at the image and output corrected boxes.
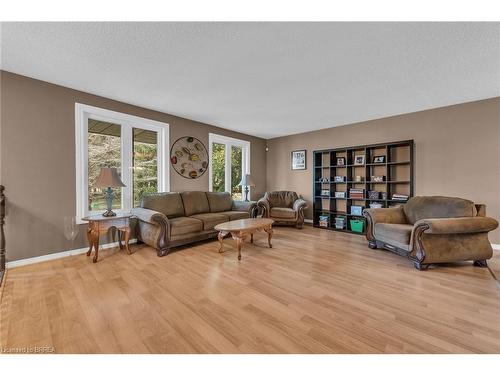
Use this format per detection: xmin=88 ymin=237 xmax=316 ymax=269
xmin=170 ymin=136 xmax=209 ymax=179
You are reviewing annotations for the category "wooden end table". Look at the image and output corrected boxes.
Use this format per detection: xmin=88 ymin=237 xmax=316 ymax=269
xmin=214 ymin=218 xmax=274 ymax=260
xmin=82 ymin=213 xmax=132 ymax=263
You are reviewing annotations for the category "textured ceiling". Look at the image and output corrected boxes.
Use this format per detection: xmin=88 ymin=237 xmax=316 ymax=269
xmin=1 ymin=22 xmax=499 ymax=139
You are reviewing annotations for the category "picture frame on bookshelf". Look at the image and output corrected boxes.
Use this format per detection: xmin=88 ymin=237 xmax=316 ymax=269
xmin=371 ymin=175 xmax=386 ymax=182
xmin=354 ymin=155 xmax=365 ymax=165
xmin=336 ymin=157 xmax=345 ymax=166
xmin=321 ymin=189 xmax=330 ymax=197
xmin=291 ymin=150 xmax=307 ymax=170
xmin=373 ymin=155 xmax=386 ymax=163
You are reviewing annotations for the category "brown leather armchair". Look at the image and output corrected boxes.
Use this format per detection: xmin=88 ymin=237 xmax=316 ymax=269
xmin=257 ymin=191 xmax=307 ymax=228
xmin=363 ymin=196 xmax=498 ymax=270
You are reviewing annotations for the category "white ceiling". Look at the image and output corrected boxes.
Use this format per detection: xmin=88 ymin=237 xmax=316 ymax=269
xmin=1 ymin=22 xmax=499 ymax=139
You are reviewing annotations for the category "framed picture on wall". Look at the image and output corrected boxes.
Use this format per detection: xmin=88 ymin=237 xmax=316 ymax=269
xmin=291 ymin=150 xmax=307 ymax=170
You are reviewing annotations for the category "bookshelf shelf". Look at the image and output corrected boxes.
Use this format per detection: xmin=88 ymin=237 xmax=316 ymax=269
xmin=313 ymin=140 xmax=414 ymax=235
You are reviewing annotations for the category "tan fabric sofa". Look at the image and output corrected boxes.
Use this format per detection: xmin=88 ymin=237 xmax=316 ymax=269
xmin=257 ymin=191 xmax=307 ymax=228
xmin=132 ymin=191 xmax=257 ymax=256
xmin=363 ymin=196 xmax=498 ymax=270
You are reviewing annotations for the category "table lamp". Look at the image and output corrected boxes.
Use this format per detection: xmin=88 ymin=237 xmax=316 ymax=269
xmin=95 ymin=167 xmax=125 ymax=217
xmin=238 ymin=174 xmax=255 ymax=202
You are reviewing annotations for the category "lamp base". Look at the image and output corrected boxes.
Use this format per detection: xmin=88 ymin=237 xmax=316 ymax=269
xmin=244 ymin=186 xmax=250 ymax=202
xmin=102 ymin=209 xmax=117 ymax=217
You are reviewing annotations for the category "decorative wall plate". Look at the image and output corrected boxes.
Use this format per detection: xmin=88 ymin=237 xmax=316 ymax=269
xmin=170 ymin=136 xmax=208 ymax=179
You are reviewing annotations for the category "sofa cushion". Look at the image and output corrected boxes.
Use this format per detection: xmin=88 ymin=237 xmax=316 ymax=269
xmin=404 ymin=196 xmax=477 ymax=225
xmin=181 ymin=191 xmax=210 ymax=216
xmin=374 ymin=223 xmax=413 ymax=251
xmin=141 ymin=192 xmax=185 ymax=218
xmin=266 ymin=191 xmax=299 ymax=208
xmin=270 ymin=207 xmax=296 ymax=219
xmin=169 ymin=216 xmax=203 ymax=236
xmin=190 ymin=213 xmax=228 ymax=230
xmin=207 ymin=192 xmax=233 ymax=213
xmin=222 ymin=211 xmax=250 ymax=221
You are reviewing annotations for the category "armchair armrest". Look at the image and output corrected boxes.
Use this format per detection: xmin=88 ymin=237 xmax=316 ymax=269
xmin=293 ymin=198 xmax=308 ymax=212
xmin=232 ymin=200 xmax=257 ymax=214
xmin=414 ymin=217 xmax=499 ymax=235
xmin=257 ymin=197 xmax=270 ymax=218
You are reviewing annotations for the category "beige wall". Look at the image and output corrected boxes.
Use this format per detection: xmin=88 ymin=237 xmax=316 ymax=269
xmin=0 ymin=72 xmax=267 ymax=261
xmin=266 ymin=97 xmax=500 ymax=243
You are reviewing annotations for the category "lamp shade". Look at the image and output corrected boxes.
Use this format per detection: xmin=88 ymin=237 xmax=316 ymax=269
xmin=95 ymin=167 xmax=126 ymax=188
xmin=238 ymin=174 xmax=255 ymax=187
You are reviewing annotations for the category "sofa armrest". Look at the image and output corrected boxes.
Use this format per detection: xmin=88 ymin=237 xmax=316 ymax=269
xmin=257 ymin=197 xmax=270 ymax=218
xmin=363 ymin=206 xmax=407 ymax=225
xmin=132 ymin=207 xmax=169 ymax=226
xmin=363 ymin=206 xmax=407 ymax=242
xmin=414 ymin=217 xmax=499 ymax=235
xmin=232 ymin=200 xmax=257 ymax=214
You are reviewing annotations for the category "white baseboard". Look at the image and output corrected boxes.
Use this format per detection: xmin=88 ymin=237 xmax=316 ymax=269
xmin=6 ymin=239 xmax=137 ymax=269
xmin=304 ymin=219 xmax=313 ymax=224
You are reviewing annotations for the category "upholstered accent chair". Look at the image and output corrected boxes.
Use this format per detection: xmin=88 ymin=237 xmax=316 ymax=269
xmin=132 ymin=191 xmax=257 ymax=256
xmin=257 ymin=191 xmax=307 ymax=228
xmin=363 ymin=196 xmax=498 ymax=270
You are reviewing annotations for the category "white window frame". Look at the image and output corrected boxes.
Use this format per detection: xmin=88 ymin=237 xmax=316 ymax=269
xmin=208 ymin=133 xmax=250 ymax=199
xmin=75 ymin=103 xmax=169 ymax=222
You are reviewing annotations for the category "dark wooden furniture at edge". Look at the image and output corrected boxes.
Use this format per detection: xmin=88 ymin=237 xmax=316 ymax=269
xmin=0 ymin=185 xmax=5 ymax=286
xmin=312 ymin=140 xmax=414 ymax=235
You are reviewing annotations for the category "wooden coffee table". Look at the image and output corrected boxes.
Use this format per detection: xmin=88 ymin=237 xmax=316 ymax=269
xmin=214 ymin=218 xmax=274 ymax=260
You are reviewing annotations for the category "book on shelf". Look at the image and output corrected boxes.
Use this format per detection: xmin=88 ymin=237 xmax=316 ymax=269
xmin=349 ymin=188 xmax=364 ymax=199
xmin=392 ymin=194 xmax=409 ymax=201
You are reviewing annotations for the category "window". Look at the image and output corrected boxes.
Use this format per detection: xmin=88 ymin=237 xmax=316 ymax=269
xmin=76 ymin=104 xmax=169 ymax=221
xmin=209 ymin=133 xmax=250 ymax=200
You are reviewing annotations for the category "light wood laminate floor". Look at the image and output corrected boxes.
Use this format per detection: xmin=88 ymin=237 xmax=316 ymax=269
xmin=1 ymin=226 xmax=499 ymax=353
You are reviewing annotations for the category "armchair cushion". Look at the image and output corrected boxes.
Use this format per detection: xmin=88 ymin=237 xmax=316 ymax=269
xmin=415 ymin=217 xmax=499 ymax=235
xmin=181 ymin=191 xmax=210 ymax=216
xmin=141 ymin=192 xmax=185 ymax=218
xmin=169 ymin=216 xmax=203 ymax=236
xmin=266 ymin=191 xmax=299 ymax=208
xmin=403 ymin=196 xmax=477 ymax=224
xmin=374 ymin=223 xmax=413 ymax=251
xmin=270 ymin=207 xmax=296 ymax=219
xmin=207 ymin=192 xmax=233 ymax=213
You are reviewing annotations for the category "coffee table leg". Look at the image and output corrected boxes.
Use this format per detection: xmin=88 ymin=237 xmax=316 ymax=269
xmin=264 ymin=225 xmax=273 ymax=248
xmin=250 ymin=233 xmax=254 ymax=244
xmin=236 ymin=236 xmax=243 ymax=260
xmin=218 ymin=231 xmax=225 ymax=253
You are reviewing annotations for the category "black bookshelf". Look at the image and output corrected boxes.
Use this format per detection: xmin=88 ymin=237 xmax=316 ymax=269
xmin=312 ymin=140 xmax=414 ymax=235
